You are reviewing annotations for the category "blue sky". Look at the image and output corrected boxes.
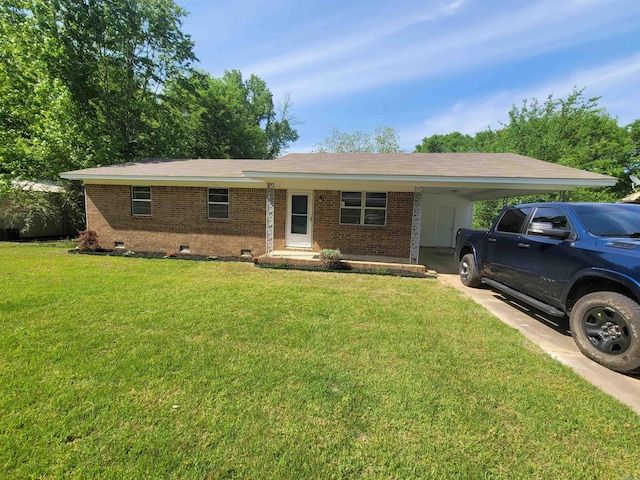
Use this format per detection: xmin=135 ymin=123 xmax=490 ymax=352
xmin=178 ymin=0 xmax=640 ymax=153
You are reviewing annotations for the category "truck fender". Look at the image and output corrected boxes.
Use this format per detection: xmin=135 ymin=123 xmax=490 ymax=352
xmin=457 ymin=242 xmax=482 ymax=272
xmin=561 ymin=267 xmax=640 ymax=308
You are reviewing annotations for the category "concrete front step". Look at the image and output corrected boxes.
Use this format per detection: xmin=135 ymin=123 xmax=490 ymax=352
xmin=257 ymin=254 xmax=432 ymax=277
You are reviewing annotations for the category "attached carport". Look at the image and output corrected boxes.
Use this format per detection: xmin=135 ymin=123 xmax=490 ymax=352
xmin=411 ymin=153 xmax=618 ymax=248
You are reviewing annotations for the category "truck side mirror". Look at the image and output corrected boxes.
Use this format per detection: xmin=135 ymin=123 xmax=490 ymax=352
xmin=528 ymin=222 xmax=571 ymax=240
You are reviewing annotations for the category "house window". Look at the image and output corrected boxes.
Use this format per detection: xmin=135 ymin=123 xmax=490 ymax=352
xmin=131 ymin=186 xmax=151 ymax=216
xmin=340 ymin=192 xmax=387 ymax=226
xmin=208 ymin=188 xmax=229 ymax=220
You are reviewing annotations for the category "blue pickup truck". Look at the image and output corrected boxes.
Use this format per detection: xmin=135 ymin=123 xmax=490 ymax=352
xmin=455 ymin=202 xmax=640 ymax=373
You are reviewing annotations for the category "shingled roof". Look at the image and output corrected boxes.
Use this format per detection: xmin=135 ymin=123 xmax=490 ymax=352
xmin=243 ymin=153 xmax=613 ymax=180
xmin=61 ymin=153 xmax=616 ymax=200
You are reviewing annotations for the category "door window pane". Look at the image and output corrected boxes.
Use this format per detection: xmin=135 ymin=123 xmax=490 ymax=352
xmin=291 ymin=195 xmax=308 ymax=215
xmin=291 ymin=214 xmax=307 ymax=234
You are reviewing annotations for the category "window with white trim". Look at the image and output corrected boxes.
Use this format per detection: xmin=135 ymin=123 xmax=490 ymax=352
xmin=340 ymin=191 xmax=387 ymax=226
xmin=131 ymin=186 xmax=151 ymax=216
xmin=208 ymin=188 xmax=229 ymax=220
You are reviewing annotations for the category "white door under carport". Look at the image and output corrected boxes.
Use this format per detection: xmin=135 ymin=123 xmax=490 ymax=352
xmin=420 ymin=194 xmax=473 ymax=247
xmin=434 ymin=206 xmax=456 ymax=247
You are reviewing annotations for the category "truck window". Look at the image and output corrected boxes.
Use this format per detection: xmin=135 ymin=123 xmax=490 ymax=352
xmin=573 ymin=204 xmax=640 ymax=237
xmin=495 ymin=207 xmax=532 ymax=233
xmin=528 ymin=207 xmax=571 ymax=235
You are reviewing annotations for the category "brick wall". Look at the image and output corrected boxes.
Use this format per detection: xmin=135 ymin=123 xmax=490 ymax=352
xmin=85 ymin=184 xmax=268 ymax=257
xmin=85 ymin=185 xmax=413 ymax=258
xmin=311 ymin=190 xmax=412 ymax=258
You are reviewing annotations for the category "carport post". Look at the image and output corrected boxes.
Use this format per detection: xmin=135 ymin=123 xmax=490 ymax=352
xmin=410 ymin=187 xmax=423 ymax=264
xmin=266 ymin=182 xmax=274 ymax=254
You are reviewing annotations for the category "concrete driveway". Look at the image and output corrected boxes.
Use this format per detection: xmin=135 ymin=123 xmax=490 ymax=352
xmin=421 ymin=247 xmax=640 ymax=415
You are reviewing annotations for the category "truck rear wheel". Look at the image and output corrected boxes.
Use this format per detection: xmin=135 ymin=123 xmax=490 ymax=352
xmin=459 ymin=253 xmax=481 ymax=287
xmin=570 ymin=292 xmax=640 ymax=373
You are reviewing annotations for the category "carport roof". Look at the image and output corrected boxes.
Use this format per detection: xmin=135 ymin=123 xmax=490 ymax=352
xmin=61 ymin=153 xmax=616 ymax=200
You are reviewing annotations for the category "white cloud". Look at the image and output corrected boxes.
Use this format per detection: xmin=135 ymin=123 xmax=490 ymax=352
xmin=263 ymin=0 xmax=639 ymax=106
xmin=242 ymin=0 xmax=469 ymax=78
xmin=400 ymin=52 xmax=640 ymax=148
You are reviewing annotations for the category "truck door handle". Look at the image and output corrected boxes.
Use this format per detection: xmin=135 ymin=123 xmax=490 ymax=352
xmin=518 ymin=243 xmax=530 ymax=249
xmin=488 ymin=238 xmax=496 ymax=243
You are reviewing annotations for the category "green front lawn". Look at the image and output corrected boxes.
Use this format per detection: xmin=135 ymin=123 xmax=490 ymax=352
xmin=1 ymin=242 xmax=639 ymax=479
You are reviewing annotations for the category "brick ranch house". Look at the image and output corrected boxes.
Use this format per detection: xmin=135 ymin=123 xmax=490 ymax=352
xmin=61 ymin=153 xmax=615 ymax=263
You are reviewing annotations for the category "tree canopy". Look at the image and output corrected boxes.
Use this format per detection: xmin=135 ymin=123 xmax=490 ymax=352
xmin=415 ymin=89 xmax=640 ymax=226
xmin=312 ymin=126 xmax=403 ymax=153
xmin=159 ymin=70 xmax=298 ymax=159
xmin=0 ymin=0 xmax=299 ymax=232
xmin=0 ymin=0 xmax=298 ymax=177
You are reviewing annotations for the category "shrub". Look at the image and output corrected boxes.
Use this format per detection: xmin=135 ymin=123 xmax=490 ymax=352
xmin=320 ymin=249 xmax=343 ymax=270
xmin=78 ymin=230 xmax=100 ymax=251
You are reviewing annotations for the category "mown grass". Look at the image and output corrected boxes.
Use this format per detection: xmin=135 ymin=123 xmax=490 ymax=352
xmin=1 ymin=241 xmax=639 ymax=479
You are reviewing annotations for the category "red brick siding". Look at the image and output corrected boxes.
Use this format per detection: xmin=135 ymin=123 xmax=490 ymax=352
xmin=85 ymin=184 xmax=267 ymax=257
xmin=311 ymin=190 xmax=412 ymax=258
xmin=85 ymin=185 xmax=413 ymax=258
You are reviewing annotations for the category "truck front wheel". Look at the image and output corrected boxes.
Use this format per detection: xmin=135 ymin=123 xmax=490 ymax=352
xmin=570 ymin=292 xmax=640 ymax=373
xmin=459 ymin=253 xmax=481 ymax=287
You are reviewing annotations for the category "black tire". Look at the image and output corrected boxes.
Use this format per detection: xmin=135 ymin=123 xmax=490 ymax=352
xmin=570 ymin=292 xmax=640 ymax=373
xmin=459 ymin=253 xmax=481 ymax=288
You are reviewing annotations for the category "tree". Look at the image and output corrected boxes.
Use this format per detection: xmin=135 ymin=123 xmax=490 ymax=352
xmin=313 ymin=126 xmax=403 ymax=153
xmin=415 ymin=89 xmax=639 ymax=227
xmin=1 ymin=0 xmax=300 ymax=234
xmin=1 ymin=0 xmax=198 ymax=233
xmin=415 ymin=132 xmax=475 ymax=153
xmin=32 ymin=0 xmax=197 ymax=165
xmin=492 ymin=91 xmax=631 ymax=192
xmin=0 ymin=1 xmax=91 ymax=180
xmin=159 ymin=70 xmax=299 ymax=159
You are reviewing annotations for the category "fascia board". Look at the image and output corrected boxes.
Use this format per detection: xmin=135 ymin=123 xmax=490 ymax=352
xmin=243 ymin=171 xmax=616 ymax=187
xmin=60 ymin=174 xmax=263 ymax=185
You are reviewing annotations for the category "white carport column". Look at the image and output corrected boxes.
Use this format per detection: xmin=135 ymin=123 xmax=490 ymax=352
xmin=266 ymin=182 xmax=275 ymax=254
xmin=409 ymin=187 xmax=423 ymax=264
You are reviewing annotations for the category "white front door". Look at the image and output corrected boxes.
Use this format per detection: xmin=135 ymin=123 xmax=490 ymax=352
xmin=286 ymin=190 xmax=313 ymax=248
xmin=435 ymin=206 xmax=456 ymax=247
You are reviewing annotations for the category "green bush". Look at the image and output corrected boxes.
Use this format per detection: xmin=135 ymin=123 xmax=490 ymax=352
xmin=320 ymin=248 xmax=343 ymax=270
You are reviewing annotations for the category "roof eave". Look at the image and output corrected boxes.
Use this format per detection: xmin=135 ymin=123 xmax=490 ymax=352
xmin=60 ymin=173 xmax=262 ymax=185
xmin=242 ymin=171 xmax=616 ymax=187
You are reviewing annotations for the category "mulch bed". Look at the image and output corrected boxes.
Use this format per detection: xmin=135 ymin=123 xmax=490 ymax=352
xmin=68 ymin=248 xmax=250 ymax=262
